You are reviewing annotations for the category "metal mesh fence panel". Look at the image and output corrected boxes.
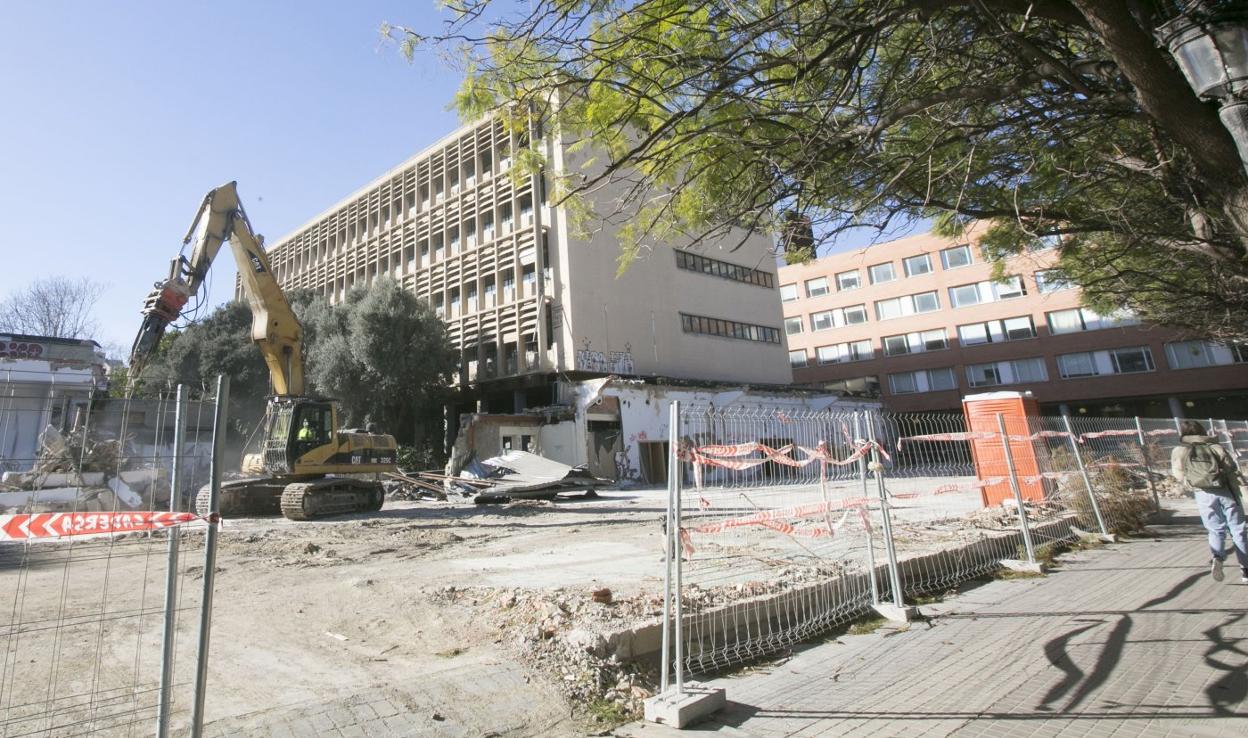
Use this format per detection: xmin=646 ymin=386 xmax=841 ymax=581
xmin=0 ymin=384 xmax=218 ymax=737
xmin=673 ymin=405 xmax=880 ymax=676
xmin=871 ymin=410 xmax=1078 ymax=599
xmin=664 ymin=405 xmax=1248 ymax=686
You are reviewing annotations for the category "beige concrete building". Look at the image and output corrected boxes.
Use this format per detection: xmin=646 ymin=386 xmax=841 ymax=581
xmin=779 ymin=224 xmax=1248 ymax=417
xmin=260 ymin=117 xmax=793 ymax=425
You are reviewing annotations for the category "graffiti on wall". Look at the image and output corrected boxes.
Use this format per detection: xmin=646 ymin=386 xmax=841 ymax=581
xmin=575 ymin=340 xmax=635 ymax=374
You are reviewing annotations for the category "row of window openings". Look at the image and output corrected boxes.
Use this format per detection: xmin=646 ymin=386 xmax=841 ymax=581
xmin=674 ymin=250 xmax=775 ymax=288
xmin=461 ymin=336 xmax=541 ymax=380
xmin=798 ymin=341 xmax=1246 ymax=389
xmin=278 ymin=197 xmax=540 ymax=277
xmin=418 ymin=137 xmax=546 ymax=211
xmin=430 ymin=266 xmax=544 ymax=319
xmin=783 ymin=245 xmax=976 ymax=300
xmin=786 ymin=274 xmax=1085 ymax=336
xmin=789 ymin=312 xmax=1155 ymax=368
xmin=680 ymin=313 xmax=783 ymax=344
xmin=276 ymin=163 xmax=548 ymax=275
xmin=783 ymin=237 xmax=1066 ymax=301
xmin=885 ymin=348 xmax=1152 ymax=395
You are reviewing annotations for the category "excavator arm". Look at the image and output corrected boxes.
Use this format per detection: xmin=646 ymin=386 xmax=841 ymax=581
xmin=129 ymin=181 xmax=304 ymax=396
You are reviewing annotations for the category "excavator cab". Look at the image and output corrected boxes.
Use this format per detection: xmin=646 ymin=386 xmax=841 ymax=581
xmin=291 ymin=402 xmax=334 ymax=462
xmin=260 ymin=399 xmax=335 ymax=474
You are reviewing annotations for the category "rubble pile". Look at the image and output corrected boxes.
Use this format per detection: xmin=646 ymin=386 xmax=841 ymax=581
xmin=383 ymin=474 xmax=448 ymax=502
xmin=432 ymin=585 xmax=661 ymax=720
xmin=30 ymin=425 xmax=125 ymax=474
xmin=0 ymin=426 xmax=167 ymax=512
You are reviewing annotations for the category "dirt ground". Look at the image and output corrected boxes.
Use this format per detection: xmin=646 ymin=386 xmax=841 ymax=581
xmin=0 ymin=489 xmax=674 ymax=737
xmin=199 ymin=490 xmax=674 ymax=735
xmin=0 ymin=479 xmax=1083 ymax=737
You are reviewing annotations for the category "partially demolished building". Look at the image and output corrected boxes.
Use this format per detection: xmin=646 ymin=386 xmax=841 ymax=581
xmin=0 ymin=334 xmax=108 ymax=472
xmin=258 ymin=115 xmax=801 ymax=444
xmin=448 ymin=377 xmax=879 ymax=484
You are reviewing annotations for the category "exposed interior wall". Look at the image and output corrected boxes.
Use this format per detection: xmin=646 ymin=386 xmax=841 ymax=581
xmin=537 ymin=421 xmax=578 ymax=466
xmin=571 ymin=380 xmax=880 ymax=483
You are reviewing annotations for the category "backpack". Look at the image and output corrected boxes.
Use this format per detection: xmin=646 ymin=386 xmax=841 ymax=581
xmin=1183 ymin=442 xmax=1226 ymax=489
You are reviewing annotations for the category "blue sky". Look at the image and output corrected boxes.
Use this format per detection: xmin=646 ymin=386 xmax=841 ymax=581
xmin=0 ymin=1 xmax=463 ymax=354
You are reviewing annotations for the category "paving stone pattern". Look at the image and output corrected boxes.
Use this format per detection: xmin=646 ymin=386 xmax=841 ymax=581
xmin=205 ymin=659 xmax=573 ymax=737
xmin=625 ymin=498 xmax=1248 ymax=737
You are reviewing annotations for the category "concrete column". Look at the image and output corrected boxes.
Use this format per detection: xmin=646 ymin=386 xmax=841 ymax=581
xmin=1168 ymin=396 xmax=1185 ymax=419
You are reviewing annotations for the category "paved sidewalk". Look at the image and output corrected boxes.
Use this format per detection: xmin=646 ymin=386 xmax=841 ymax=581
xmin=619 ymin=498 xmax=1248 ymax=737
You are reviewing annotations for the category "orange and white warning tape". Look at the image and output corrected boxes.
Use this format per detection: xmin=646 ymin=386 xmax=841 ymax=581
xmin=1077 ymin=429 xmax=1140 ymax=442
xmin=897 ymin=431 xmax=998 ymax=449
xmin=685 ymin=440 xmax=888 ymax=471
xmin=0 ymin=511 xmax=208 ymax=542
xmin=686 ymin=496 xmax=872 ymax=536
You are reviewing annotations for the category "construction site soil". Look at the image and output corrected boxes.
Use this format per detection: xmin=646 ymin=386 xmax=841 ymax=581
xmin=2 ymin=484 xmax=1084 ymax=736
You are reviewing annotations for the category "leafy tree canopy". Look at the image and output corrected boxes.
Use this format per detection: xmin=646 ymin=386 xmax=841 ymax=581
xmin=393 ymin=0 xmax=1248 ymax=340
xmin=303 ymin=279 xmax=459 ymax=440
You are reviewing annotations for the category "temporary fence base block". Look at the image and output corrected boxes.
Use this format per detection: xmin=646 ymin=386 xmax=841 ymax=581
xmin=644 ymin=685 xmax=726 ymax=729
xmin=1001 ymin=558 xmax=1046 ymax=574
xmin=873 ymin=603 xmax=919 ymax=622
xmin=1071 ymin=524 xmax=1117 ymax=544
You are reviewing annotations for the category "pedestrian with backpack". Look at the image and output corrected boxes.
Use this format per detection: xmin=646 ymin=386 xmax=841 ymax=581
xmin=1171 ymin=420 xmax=1248 ymax=583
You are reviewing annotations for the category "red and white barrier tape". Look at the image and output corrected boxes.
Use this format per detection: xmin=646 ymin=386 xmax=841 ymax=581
xmin=0 ymin=511 xmax=207 ymax=542
xmin=1077 ymin=429 xmax=1140 ymax=442
xmin=897 ymin=431 xmax=998 ymax=449
xmin=686 ymin=496 xmax=872 ymax=536
xmin=1006 ymin=430 xmax=1078 ymax=443
xmin=680 ymin=509 xmax=854 ymax=555
xmin=685 ymin=440 xmax=889 ymax=471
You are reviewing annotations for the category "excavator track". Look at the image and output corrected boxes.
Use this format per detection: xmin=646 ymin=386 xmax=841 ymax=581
xmin=280 ymin=478 xmax=385 ymax=521
xmin=195 ymin=477 xmax=287 ymax=518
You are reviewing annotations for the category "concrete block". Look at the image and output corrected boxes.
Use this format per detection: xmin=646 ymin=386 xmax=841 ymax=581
xmin=873 ymin=602 xmax=920 ymax=622
xmin=1071 ymin=524 xmax=1117 ymax=543
xmin=1000 ymin=558 xmax=1045 ymax=574
xmin=643 ymin=685 xmax=726 ymax=729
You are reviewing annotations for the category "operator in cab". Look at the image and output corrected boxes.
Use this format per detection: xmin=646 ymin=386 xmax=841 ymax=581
xmin=298 ymin=419 xmax=315 ymax=442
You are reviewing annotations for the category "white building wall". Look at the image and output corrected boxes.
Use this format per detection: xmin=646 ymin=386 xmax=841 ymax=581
xmin=570 ymin=379 xmax=877 ymax=482
xmin=553 ymin=139 xmax=792 ymax=386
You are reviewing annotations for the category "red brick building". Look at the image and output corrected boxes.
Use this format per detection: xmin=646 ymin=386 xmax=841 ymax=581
xmin=779 ymin=224 xmax=1248 ymax=417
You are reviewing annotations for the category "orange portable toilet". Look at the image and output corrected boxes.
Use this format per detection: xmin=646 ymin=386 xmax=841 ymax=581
xmin=962 ymin=391 xmax=1048 ymax=507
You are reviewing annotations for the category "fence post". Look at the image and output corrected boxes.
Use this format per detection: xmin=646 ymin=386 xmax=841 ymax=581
xmin=672 ymin=400 xmax=684 ymax=696
xmin=156 ymin=385 xmax=188 ymax=738
xmin=1061 ymin=415 xmax=1108 ymax=537
xmin=659 ymin=401 xmax=674 ymax=696
xmin=1133 ymin=417 xmax=1161 ymax=512
xmin=191 ymin=375 xmax=228 ymax=737
xmin=853 ymin=411 xmax=880 ymax=605
xmin=997 ymin=413 xmax=1037 ymax=565
xmin=866 ymin=412 xmax=904 ymax=609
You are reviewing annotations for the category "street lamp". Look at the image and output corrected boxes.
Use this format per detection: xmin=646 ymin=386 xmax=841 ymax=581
xmin=1155 ymin=1 xmax=1248 ymax=174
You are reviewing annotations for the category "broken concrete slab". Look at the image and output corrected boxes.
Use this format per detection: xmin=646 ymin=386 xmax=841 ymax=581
xmin=466 ymin=451 xmax=612 ymax=502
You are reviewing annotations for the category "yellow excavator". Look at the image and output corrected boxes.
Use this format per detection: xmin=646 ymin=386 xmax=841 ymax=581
xmin=129 ymin=181 xmax=397 ymax=520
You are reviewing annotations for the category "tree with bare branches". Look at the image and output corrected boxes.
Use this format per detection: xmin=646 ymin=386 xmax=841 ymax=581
xmin=391 ymin=0 xmax=1248 ymax=341
xmin=0 ymin=277 xmax=104 ymax=339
